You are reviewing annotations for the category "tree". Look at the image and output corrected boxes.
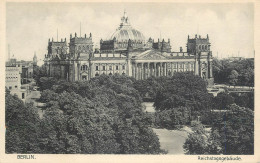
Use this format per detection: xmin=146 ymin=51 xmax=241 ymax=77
xmin=211 ymin=104 xmax=254 ymax=155
xmin=228 ymin=70 xmax=239 ymax=87
xmin=212 ymin=58 xmax=254 ymax=86
xmin=212 ymin=92 xmax=234 ymax=110
xmin=183 ymin=121 xmax=222 ymax=154
xmin=5 ymin=88 xmax=41 ymax=153
xmin=37 ymin=75 xmax=165 ymax=154
xmin=153 ymin=72 xmax=212 ymax=119
xmin=154 ymin=107 xmax=191 ymax=129
xmin=230 ymin=92 xmax=254 ymax=110
xmin=33 ymin=65 xmax=47 ymax=84
xmin=38 ymin=77 xmax=58 ymax=91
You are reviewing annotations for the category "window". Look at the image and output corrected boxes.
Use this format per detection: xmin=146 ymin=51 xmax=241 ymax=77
xmin=9 ymin=86 xmax=12 ymax=90
xmin=22 ymin=93 xmax=25 ymax=99
xmin=185 ymin=63 xmax=189 ymax=69
xmin=15 ymin=85 xmax=17 ymax=88
xmin=109 ymin=66 xmax=112 ymax=70
xmin=191 ymin=64 xmax=194 ymax=69
xmin=116 ymin=65 xmax=119 ymax=70
xmin=122 ymin=65 xmax=125 ymax=70
xmin=96 ymin=66 xmax=99 ymax=71
xmin=103 ymin=66 xmax=106 ymax=70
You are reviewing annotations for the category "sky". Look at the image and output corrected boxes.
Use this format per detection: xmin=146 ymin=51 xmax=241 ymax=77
xmin=6 ymin=2 xmax=254 ymax=65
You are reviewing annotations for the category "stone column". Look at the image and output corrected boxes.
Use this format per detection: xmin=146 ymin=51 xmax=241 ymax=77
xmin=164 ymin=63 xmax=167 ymax=76
xmin=119 ymin=63 xmax=121 ymax=75
xmin=147 ymin=63 xmax=150 ymax=78
xmin=153 ymin=63 xmax=156 ymax=76
xmin=139 ymin=63 xmax=141 ymax=80
xmin=209 ymin=60 xmax=213 ymax=78
xmin=136 ymin=63 xmax=139 ymax=80
xmin=141 ymin=63 xmax=143 ymax=80
xmin=127 ymin=58 xmax=132 ymax=77
xmin=143 ymin=63 xmax=146 ymax=79
xmin=195 ymin=56 xmax=199 ymax=76
xmin=132 ymin=63 xmax=135 ymax=79
xmin=158 ymin=63 xmax=161 ymax=77
xmin=135 ymin=63 xmax=137 ymax=79
xmin=73 ymin=62 xmax=77 ymax=81
xmin=78 ymin=64 xmax=80 ymax=81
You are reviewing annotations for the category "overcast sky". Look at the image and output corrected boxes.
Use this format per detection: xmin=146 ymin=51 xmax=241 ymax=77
xmin=6 ymin=3 xmax=254 ymax=65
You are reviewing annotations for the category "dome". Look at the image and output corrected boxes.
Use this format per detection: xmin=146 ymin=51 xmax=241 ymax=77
xmin=109 ymin=11 xmax=145 ymax=43
xmin=110 ymin=28 xmax=145 ymax=43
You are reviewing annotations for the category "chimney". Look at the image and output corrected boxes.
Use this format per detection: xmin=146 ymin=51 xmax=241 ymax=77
xmin=85 ymin=34 xmax=87 ymax=38
xmin=70 ymin=34 xmax=72 ymax=39
xmin=180 ymin=47 xmax=183 ymax=52
xmin=75 ymin=32 xmax=77 ymax=37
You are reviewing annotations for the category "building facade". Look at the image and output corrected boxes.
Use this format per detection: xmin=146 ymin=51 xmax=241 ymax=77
xmin=44 ymin=11 xmax=214 ymax=85
xmin=5 ymin=65 xmax=27 ymax=101
xmin=5 ymin=53 xmax=38 ymax=101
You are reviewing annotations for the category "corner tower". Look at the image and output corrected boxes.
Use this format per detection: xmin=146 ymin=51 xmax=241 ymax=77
xmin=187 ymin=34 xmax=214 ymax=85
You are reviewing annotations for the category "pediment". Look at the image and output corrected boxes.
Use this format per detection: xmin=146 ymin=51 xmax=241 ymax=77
xmin=134 ymin=50 xmax=167 ymax=60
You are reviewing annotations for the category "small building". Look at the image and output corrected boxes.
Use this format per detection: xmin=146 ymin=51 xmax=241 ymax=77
xmin=5 ymin=65 xmax=27 ymax=101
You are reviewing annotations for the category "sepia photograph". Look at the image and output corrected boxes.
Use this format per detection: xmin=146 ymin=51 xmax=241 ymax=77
xmin=1 ymin=1 xmax=258 ymax=162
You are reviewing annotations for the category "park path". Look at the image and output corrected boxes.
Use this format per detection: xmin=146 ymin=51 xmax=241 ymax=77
xmin=153 ymin=128 xmax=189 ymax=154
xmin=25 ymin=90 xmax=45 ymax=119
xmin=143 ymin=102 xmax=190 ymax=155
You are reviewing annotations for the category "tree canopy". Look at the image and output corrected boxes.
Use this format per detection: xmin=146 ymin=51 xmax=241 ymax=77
xmin=213 ymin=58 xmax=254 ymax=87
xmin=8 ymin=74 xmax=165 ymax=154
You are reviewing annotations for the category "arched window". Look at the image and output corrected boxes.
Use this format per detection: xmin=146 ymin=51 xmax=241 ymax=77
xmin=202 ymin=45 xmax=205 ymax=50
xmin=205 ymin=45 xmax=208 ymax=50
xmin=199 ymin=45 xmax=201 ymax=50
